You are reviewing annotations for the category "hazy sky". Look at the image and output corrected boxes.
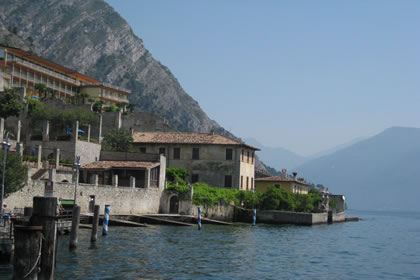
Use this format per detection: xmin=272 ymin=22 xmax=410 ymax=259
xmin=106 ymin=0 xmax=420 ymax=156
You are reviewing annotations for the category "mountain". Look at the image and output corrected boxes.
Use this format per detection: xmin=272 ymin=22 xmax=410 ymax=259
xmin=0 ymin=0 xmax=230 ymax=136
xmin=307 ymin=137 xmax=365 ymax=160
xmin=245 ymin=138 xmax=306 ymax=170
xmin=295 ymin=127 xmax=420 ymax=211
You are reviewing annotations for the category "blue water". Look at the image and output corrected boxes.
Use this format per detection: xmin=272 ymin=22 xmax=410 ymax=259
xmin=1 ymin=210 xmax=420 ymax=279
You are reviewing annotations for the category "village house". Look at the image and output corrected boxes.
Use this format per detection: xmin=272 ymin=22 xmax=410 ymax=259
xmin=255 ymin=169 xmax=311 ymax=194
xmin=131 ymin=131 xmax=260 ymax=190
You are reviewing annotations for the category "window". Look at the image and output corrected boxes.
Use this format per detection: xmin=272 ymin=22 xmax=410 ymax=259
xmin=274 ymin=184 xmax=280 ymax=189
xmin=192 ymin=147 xmax=200 ymax=160
xmin=226 ymin=148 xmax=233 ymax=160
xmin=192 ymin=174 xmax=199 ymax=183
xmin=252 ymin=152 xmax=254 ymax=164
xmin=251 ymin=178 xmax=254 ymax=190
xmin=224 ymin=175 xmax=232 ymax=188
xmin=140 ymin=147 xmax=146 ymax=153
xmin=246 ymin=177 xmax=249 ymax=190
xmin=241 ymin=176 xmax=243 ymax=189
xmin=173 ymin=148 xmax=181 ymax=159
xmin=247 ymin=151 xmax=250 ymax=163
xmin=159 ymin=147 xmax=166 ymax=155
xmin=241 ymin=149 xmax=244 ymax=161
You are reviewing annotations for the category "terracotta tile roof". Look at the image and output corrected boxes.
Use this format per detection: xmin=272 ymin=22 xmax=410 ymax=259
xmin=132 ymin=132 xmax=260 ymax=150
xmin=255 ymin=176 xmax=311 ymax=186
xmin=82 ymin=161 xmax=159 ymax=170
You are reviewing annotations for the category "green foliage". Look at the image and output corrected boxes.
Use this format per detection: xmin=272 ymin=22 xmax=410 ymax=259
xmin=237 ymin=190 xmax=261 ymax=209
xmin=101 ymin=129 xmax=133 ymax=152
xmin=0 ymin=88 xmax=25 ymax=120
xmin=0 ymin=151 xmax=27 ymax=196
xmin=104 ymin=104 xmax=118 ymax=112
xmin=329 ymin=199 xmax=337 ymax=209
xmin=192 ymin=183 xmax=239 ymax=207
xmin=27 ymin=99 xmax=97 ymax=125
xmin=166 ymin=168 xmax=188 ymax=185
xmin=165 ymin=183 xmax=190 ymax=200
xmin=92 ymin=101 xmax=104 ymax=113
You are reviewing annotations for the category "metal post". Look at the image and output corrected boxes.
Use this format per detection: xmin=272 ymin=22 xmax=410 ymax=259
xmin=1 ymin=132 xmax=10 ymax=225
xmin=198 ymin=207 xmax=202 ymax=230
xmin=73 ymin=156 xmax=80 ymax=205
xmin=102 ymin=204 xmax=110 ymax=236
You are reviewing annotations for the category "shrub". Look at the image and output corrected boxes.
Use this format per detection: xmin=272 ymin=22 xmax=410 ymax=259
xmin=101 ymin=129 xmax=133 ymax=152
xmin=0 ymin=151 xmax=27 ymax=196
xmin=165 ymin=183 xmax=190 ymax=200
xmin=166 ymin=168 xmax=188 ymax=184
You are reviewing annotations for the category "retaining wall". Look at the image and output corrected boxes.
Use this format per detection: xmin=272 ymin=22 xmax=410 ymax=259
xmin=5 ymin=180 xmax=162 ymax=214
xmin=234 ymin=208 xmax=328 ymax=225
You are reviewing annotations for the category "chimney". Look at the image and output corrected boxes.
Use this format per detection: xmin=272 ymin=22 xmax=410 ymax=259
xmin=281 ymin=168 xmax=287 ymax=178
xmin=210 ymin=129 xmax=215 ymax=136
xmin=292 ymin=172 xmax=297 ymax=179
xmin=130 ymin=127 xmax=134 ymax=135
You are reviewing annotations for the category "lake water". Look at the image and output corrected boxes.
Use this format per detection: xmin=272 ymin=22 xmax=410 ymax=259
xmin=1 ymin=210 xmax=420 ymax=279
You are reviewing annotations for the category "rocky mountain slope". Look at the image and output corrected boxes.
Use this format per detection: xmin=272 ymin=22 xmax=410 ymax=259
xmin=0 ymin=0 xmax=227 ymax=135
xmin=295 ymin=127 xmax=420 ymax=211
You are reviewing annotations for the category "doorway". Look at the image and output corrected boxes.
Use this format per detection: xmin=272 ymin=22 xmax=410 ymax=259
xmin=169 ymin=196 xmax=179 ymax=214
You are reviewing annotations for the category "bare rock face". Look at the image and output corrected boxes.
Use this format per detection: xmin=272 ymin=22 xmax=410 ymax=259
xmin=0 ymin=0 xmax=226 ymax=134
xmin=0 ymin=0 xmax=272 ymax=176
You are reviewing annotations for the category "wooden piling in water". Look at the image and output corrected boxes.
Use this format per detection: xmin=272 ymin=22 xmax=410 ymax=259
xmin=13 ymin=225 xmax=43 ymax=280
xmin=24 ymin=206 xmax=33 ymax=217
xmin=30 ymin=196 xmax=58 ymax=280
xmin=91 ymin=205 xmax=100 ymax=242
xmin=69 ymin=205 xmax=81 ymax=249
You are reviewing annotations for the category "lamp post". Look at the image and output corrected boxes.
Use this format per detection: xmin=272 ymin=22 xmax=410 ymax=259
xmin=1 ymin=132 xmax=10 ymax=225
xmin=73 ymin=156 xmax=81 ymax=205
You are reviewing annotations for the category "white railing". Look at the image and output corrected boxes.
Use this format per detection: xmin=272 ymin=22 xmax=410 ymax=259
xmin=12 ymin=57 xmax=79 ymax=85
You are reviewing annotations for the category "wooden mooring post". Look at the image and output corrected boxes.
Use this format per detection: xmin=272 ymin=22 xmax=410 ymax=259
xmin=30 ymin=196 xmax=58 ymax=280
xmin=13 ymin=225 xmax=43 ymax=280
xmin=69 ymin=205 xmax=81 ymax=249
xmin=91 ymin=205 xmax=100 ymax=242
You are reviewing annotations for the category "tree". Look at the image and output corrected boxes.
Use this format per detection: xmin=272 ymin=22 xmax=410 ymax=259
xmin=34 ymin=83 xmax=47 ymax=99
xmin=102 ymin=129 xmax=133 ymax=152
xmin=0 ymin=151 xmax=27 ymax=196
xmin=127 ymin=103 xmax=135 ymax=113
xmin=0 ymin=88 xmax=25 ymax=120
xmin=92 ymin=101 xmax=104 ymax=113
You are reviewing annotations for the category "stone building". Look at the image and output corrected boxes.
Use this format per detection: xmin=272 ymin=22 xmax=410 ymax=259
xmin=131 ymin=131 xmax=260 ymax=190
xmin=255 ymin=170 xmax=311 ymax=194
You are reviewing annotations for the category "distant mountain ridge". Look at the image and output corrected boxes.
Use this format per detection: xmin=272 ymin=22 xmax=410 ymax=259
xmin=0 ymin=0 xmax=231 ymax=136
xmin=244 ymin=138 xmax=306 ymax=170
xmin=295 ymin=127 xmax=420 ymax=211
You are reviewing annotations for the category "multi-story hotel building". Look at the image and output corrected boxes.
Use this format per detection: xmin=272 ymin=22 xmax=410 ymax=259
xmin=0 ymin=44 xmax=130 ymax=104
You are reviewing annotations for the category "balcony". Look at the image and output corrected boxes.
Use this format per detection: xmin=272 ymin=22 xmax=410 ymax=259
xmin=10 ymin=57 xmax=79 ymax=85
xmin=81 ymin=82 xmax=131 ymax=94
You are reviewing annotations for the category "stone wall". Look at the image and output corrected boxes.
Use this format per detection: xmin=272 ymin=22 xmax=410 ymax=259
xmin=121 ymin=112 xmax=173 ymax=132
xmin=191 ymin=203 xmax=235 ymax=222
xmin=332 ymin=212 xmax=345 ymax=222
xmin=234 ymin=208 xmax=328 ymax=225
xmin=5 ymin=180 xmax=163 ymax=214
xmin=75 ymin=140 xmax=101 ymax=165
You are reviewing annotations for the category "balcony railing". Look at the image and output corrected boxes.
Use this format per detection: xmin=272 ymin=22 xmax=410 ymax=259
xmin=81 ymin=82 xmax=131 ymax=94
xmin=11 ymin=57 xmax=79 ymax=85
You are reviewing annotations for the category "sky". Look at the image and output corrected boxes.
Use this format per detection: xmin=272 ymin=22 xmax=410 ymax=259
xmin=106 ymin=0 xmax=420 ymax=156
